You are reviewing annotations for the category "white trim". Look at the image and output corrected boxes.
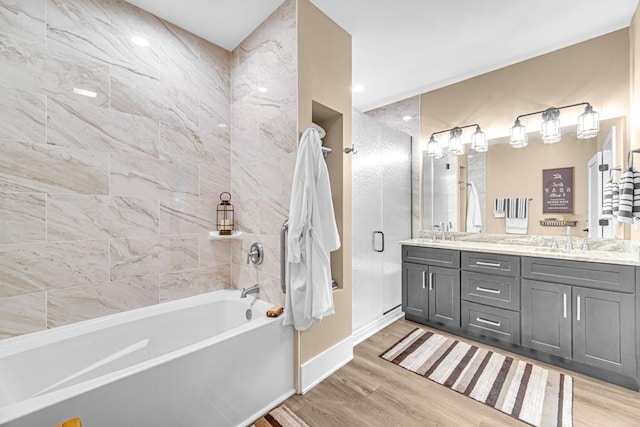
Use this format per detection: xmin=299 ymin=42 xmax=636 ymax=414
xmin=352 ymin=307 xmax=404 ymax=347
xmin=299 ymin=335 xmax=353 ymax=394
xmin=236 ymin=388 xmax=295 ymax=427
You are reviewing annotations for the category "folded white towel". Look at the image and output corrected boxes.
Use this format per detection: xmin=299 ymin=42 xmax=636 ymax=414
xmin=506 ymin=217 xmax=528 ymax=234
xmin=493 ymin=198 xmax=506 ymax=218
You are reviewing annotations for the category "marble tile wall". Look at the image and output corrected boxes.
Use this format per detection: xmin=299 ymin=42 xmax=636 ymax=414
xmin=230 ymin=0 xmax=298 ymax=307
xmin=0 ymin=0 xmax=233 ymax=339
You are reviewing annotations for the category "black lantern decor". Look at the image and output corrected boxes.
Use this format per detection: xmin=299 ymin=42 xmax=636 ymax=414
xmin=216 ymin=192 xmax=234 ymax=235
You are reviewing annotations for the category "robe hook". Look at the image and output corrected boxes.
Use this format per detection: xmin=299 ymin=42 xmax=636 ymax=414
xmin=344 ymin=146 xmax=357 ymax=154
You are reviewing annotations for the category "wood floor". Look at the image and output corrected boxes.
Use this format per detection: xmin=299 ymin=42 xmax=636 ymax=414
xmin=284 ymin=319 xmax=640 ymax=426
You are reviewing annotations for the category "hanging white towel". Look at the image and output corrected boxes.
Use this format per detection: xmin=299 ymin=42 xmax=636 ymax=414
xmin=505 ymin=198 xmax=529 ymax=234
xmin=466 ymin=182 xmax=482 ymax=233
xmin=493 ymin=198 xmax=506 ymax=218
xmin=283 ymin=127 xmax=341 ymax=331
xmin=310 ymin=122 xmax=326 ymax=139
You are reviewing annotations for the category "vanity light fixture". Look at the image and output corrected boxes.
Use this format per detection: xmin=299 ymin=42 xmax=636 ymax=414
xmin=448 ymin=127 xmax=464 ymax=155
xmin=510 ymin=102 xmax=599 ymax=148
xmin=426 ymin=123 xmax=485 ymax=158
xmin=577 ymin=104 xmax=599 ymax=139
xmin=470 ymin=125 xmax=488 ymax=152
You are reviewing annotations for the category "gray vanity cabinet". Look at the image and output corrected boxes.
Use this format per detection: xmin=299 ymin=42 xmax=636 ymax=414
xmin=521 ymin=257 xmax=637 ymax=378
xmin=401 ymin=246 xmax=461 ymax=328
xmin=521 ymin=279 xmax=572 ymax=359
xmin=572 ymin=286 xmax=636 ymax=377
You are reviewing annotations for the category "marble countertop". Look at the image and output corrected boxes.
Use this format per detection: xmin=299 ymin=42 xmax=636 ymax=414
xmin=400 ymin=234 xmax=640 ymax=266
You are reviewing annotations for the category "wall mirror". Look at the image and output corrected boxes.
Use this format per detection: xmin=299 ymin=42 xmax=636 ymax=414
xmin=422 ymin=117 xmax=628 ymax=239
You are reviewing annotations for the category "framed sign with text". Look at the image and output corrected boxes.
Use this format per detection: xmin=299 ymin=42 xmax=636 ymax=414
xmin=543 ymin=167 xmax=574 ymax=214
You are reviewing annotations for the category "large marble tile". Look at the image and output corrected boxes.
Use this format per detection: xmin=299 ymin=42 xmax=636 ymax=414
xmin=0 ymin=192 xmax=46 ymax=244
xmin=0 ymin=240 xmax=109 ymax=297
xmin=47 ymin=195 xmax=159 ymax=241
xmin=0 ymin=292 xmax=46 ymax=339
xmin=110 ymin=67 xmax=198 ymax=128
xmin=159 ymin=123 xmax=215 ymax=165
xmin=0 ymin=140 xmax=109 ymax=194
xmin=110 ymin=154 xmax=199 ymax=198
xmin=110 ymin=235 xmax=198 ymax=281
xmin=47 ymin=97 xmax=159 ymax=158
xmin=365 ymin=96 xmax=420 ymax=140
xmin=231 ymin=156 xmax=284 ymax=201
xmin=199 ymin=160 xmax=232 ymax=203
xmin=159 ymin=265 xmax=230 ymax=302
xmin=46 ymin=0 xmax=159 ymax=78
xmin=199 ymin=238 xmax=233 ymax=268
xmin=159 ymin=196 xmax=215 ymax=236
xmin=0 ymin=33 xmax=109 ymax=107
xmin=0 ymin=0 xmax=46 ymax=44
xmin=47 ymin=275 xmax=158 ymax=328
xmin=0 ymin=88 xmax=46 ymax=143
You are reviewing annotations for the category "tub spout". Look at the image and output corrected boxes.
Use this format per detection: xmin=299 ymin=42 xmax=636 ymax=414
xmin=241 ymin=284 xmax=260 ymax=298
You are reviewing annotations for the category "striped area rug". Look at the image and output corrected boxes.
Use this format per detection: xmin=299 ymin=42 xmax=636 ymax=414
xmin=381 ymin=328 xmax=573 ymax=427
xmin=250 ymin=404 xmax=309 ymax=427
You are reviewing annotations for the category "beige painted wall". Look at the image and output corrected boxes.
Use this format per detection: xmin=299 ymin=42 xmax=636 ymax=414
xmin=420 ymin=29 xmax=631 ymax=237
xmin=297 ymin=0 xmax=353 ymax=371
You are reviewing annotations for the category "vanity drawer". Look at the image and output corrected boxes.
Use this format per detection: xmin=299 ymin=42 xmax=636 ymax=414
xmin=521 ymin=257 xmax=635 ymax=293
xmin=462 ymin=301 xmax=520 ymax=345
xmin=462 ymin=271 xmax=520 ymax=311
xmin=402 ymin=246 xmax=460 ymax=268
xmin=462 ymin=252 xmax=520 ymax=277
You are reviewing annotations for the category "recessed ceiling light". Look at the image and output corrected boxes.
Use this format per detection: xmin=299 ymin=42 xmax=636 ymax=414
xmin=257 ymin=86 xmax=268 ymax=93
xmin=217 ymin=123 xmax=227 ymax=128
xmin=131 ymin=35 xmax=150 ymax=47
xmin=351 ymin=85 xmax=364 ymax=93
xmin=72 ymin=87 xmax=97 ymax=98
xmin=402 ymin=115 xmax=412 ymax=121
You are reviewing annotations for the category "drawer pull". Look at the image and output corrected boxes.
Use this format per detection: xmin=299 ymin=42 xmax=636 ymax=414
xmin=475 ymin=286 xmax=501 ymax=294
xmin=475 ymin=261 xmax=501 ymax=267
xmin=476 ymin=317 xmax=501 ymax=327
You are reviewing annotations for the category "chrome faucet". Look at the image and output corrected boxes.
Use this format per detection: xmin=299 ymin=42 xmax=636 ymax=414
xmin=565 ymin=226 xmax=573 ymax=251
xmin=439 ymin=221 xmax=446 ymax=240
xmin=241 ymin=284 xmax=260 ymax=298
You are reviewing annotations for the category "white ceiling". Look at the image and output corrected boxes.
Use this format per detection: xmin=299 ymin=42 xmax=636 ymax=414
xmin=126 ymin=0 xmax=639 ymax=111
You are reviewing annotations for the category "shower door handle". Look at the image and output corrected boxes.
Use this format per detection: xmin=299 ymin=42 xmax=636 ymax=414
xmin=373 ymin=231 xmax=384 ymax=252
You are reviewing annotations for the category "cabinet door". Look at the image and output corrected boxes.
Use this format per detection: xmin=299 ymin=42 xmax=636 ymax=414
xmin=521 ymin=279 xmax=572 ymax=359
xmin=402 ymin=262 xmax=428 ymax=320
xmin=428 ymin=266 xmax=461 ymax=327
xmin=573 ymin=287 xmax=636 ymax=377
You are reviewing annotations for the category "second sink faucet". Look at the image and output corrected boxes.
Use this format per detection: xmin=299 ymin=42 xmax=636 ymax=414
xmin=565 ymin=226 xmax=573 ymax=251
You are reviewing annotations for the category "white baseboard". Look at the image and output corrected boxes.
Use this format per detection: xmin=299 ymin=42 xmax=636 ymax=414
xmin=352 ymin=307 xmax=404 ymax=347
xmin=236 ymin=388 xmax=295 ymax=427
xmin=299 ymin=335 xmax=353 ymax=394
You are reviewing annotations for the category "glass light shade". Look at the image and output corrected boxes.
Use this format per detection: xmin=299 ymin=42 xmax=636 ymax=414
xmin=541 ymin=108 xmax=561 ymax=144
xmin=432 ymin=145 xmax=444 ymax=159
xmin=448 ymin=128 xmax=464 ymax=155
xmin=510 ymin=119 xmax=528 ymax=148
xmin=425 ymin=136 xmax=439 ymax=157
xmin=577 ymin=105 xmax=599 ymax=139
xmin=471 ymin=127 xmax=488 ymax=152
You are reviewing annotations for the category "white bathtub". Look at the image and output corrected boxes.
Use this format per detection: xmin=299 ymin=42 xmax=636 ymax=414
xmin=0 ymin=289 xmax=294 ymax=427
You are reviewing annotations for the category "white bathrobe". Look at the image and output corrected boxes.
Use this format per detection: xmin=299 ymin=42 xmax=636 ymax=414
xmin=283 ymin=127 xmax=341 ymax=331
xmin=466 ymin=181 xmax=482 ymax=233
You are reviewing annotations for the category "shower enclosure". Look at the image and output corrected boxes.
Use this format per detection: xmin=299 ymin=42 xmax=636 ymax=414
xmin=352 ymin=111 xmax=412 ymax=338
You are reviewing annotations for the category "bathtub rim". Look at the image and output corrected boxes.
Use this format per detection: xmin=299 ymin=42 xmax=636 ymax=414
xmin=0 ymin=289 xmax=288 ymax=424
